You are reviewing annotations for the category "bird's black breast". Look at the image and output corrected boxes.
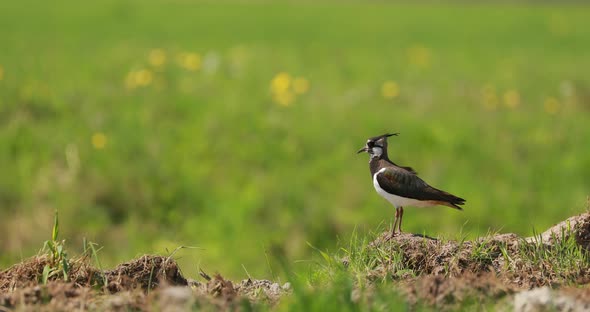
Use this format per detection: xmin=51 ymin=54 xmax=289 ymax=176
xmin=369 ymin=157 xmax=382 ymax=176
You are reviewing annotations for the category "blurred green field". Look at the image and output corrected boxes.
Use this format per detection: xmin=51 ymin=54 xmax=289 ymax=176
xmin=1 ymin=1 xmax=589 ymax=280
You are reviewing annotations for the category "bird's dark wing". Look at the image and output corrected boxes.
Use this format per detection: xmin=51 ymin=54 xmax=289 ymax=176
xmin=376 ymin=167 xmax=465 ymax=208
xmin=390 ymin=161 xmax=417 ymax=174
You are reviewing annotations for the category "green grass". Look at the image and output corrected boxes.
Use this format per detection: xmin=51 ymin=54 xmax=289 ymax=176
xmin=284 ymin=223 xmax=590 ymax=311
xmin=41 ymin=210 xmax=70 ymax=284
xmin=1 ymin=0 xmax=589 ymax=281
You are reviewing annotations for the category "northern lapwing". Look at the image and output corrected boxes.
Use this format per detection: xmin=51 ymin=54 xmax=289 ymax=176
xmin=357 ymin=133 xmax=465 ymax=236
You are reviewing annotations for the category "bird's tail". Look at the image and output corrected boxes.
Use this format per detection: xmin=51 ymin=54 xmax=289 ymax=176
xmin=431 ymin=189 xmax=466 ymax=210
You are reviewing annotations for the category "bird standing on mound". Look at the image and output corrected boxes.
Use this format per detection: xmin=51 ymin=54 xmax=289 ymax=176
xmin=357 ymin=133 xmax=465 ymax=237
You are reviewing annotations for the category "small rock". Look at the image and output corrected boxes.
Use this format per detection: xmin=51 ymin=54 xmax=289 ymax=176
xmin=269 ymin=283 xmax=281 ymax=294
xmin=282 ymin=282 xmax=291 ymax=291
xmin=158 ymin=286 xmax=195 ymax=312
xmin=107 ymin=296 xmax=124 ymax=307
xmin=513 ymin=286 xmax=586 ymax=312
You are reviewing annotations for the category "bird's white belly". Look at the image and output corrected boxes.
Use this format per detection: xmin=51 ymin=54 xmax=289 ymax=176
xmin=372 ymin=171 xmax=434 ymax=208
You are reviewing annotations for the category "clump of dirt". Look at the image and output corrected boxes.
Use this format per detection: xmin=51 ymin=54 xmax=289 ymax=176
xmin=366 ymin=212 xmax=590 ymax=310
xmin=104 ymin=255 xmax=187 ymax=292
xmin=0 ymin=254 xmax=102 ymax=291
xmin=191 ymin=273 xmax=240 ymax=309
xmin=0 ymin=282 xmax=92 ymax=311
xmin=0 ymin=255 xmax=187 ymax=311
xmin=369 ymin=213 xmax=590 ymax=287
xmin=0 ymin=254 xmax=289 ymax=311
xmin=187 ymin=271 xmax=289 ymax=309
xmin=0 ymin=255 xmax=52 ymax=291
xmin=0 ymin=254 xmax=185 ymax=294
xmin=235 ymin=278 xmax=288 ymax=303
xmin=401 ymin=272 xmax=514 ymax=310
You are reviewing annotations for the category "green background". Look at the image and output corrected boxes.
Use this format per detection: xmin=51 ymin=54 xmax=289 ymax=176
xmin=1 ymin=1 xmax=589 ymax=279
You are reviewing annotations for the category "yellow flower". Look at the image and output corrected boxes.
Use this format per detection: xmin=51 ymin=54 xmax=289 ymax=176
xmin=135 ymin=69 xmax=153 ymax=86
xmin=148 ymin=49 xmax=167 ymax=67
xmin=503 ymin=90 xmax=520 ymax=109
xmin=125 ymin=69 xmax=153 ymax=89
xmin=273 ymin=91 xmax=295 ymax=107
xmin=544 ymin=97 xmax=560 ymax=115
xmin=125 ymin=69 xmax=154 ymax=89
xmin=92 ymin=132 xmax=107 ymax=149
xmin=270 ymin=72 xmax=291 ymax=94
xmin=292 ymin=77 xmax=309 ymax=95
xmin=178 ymin=52 xmax=201 ymax=71
xmin=481 ymin=84 xmax=498 ymax=110
xmin=407 ymin=45 xmax=431 ymax=69
xmin=381 ymin=81 xmax=399 ymax=99
xmin=125 ymin=71 xmax=136 ymax=89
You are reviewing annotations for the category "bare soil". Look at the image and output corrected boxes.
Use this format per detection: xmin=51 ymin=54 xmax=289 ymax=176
xmin=0 ymin=255 xmax=287 ymax=311
xmin=2 ymin=213 xmax=590 ymax=311
xmin=367 ymin=212 xmax=590 ymax=310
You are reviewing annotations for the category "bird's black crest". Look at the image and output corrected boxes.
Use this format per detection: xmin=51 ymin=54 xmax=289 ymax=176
xmin=368 ymin=133 xmax=399 ymax=142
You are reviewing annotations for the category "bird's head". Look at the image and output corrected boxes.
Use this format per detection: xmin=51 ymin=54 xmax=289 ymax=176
xmin=357 ymin=133 xmax=398 ymax=159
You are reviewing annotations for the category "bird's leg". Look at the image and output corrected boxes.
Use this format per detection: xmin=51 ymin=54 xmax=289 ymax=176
xmin=391 ymin=207 xmax=400 ymax=238
xmin=397 ymin=206 xmax=404 ymax=233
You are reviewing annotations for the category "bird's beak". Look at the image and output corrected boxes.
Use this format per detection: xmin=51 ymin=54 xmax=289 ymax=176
xmin=357 ymin=146 xmax=368 ymax=154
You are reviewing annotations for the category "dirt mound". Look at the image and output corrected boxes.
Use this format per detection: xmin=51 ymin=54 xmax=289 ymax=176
xmin=0 ymin=255 xmax=187 ymax=310
xmin=369 ymin=232 xmax=518 ymax=278
xmin=369 ymin=212 xmax=590 ymax=288
xmin=365 ymin=212 xmax=590 ymax=310
xmin=0 ymin=282 xmax=96 ymax=311
xmin=185 ymin=271 xmax=288 ymax=309
xmin=402 ymin=272 xmax=513 ymax=310
xmin=0 ymin=254 xmax=289 ymax=311
xmin=104 ymin=255 xmax=187 ymax=292
xmin=0 ymin=254 xmax=102 ymax=291
xmin=2 ymin=213 xmax=589 ymax=311
xmin=400 ymin=274 xmax=590 ymax=312
xmin=0 ymin=254 xmax=185 ymax=293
